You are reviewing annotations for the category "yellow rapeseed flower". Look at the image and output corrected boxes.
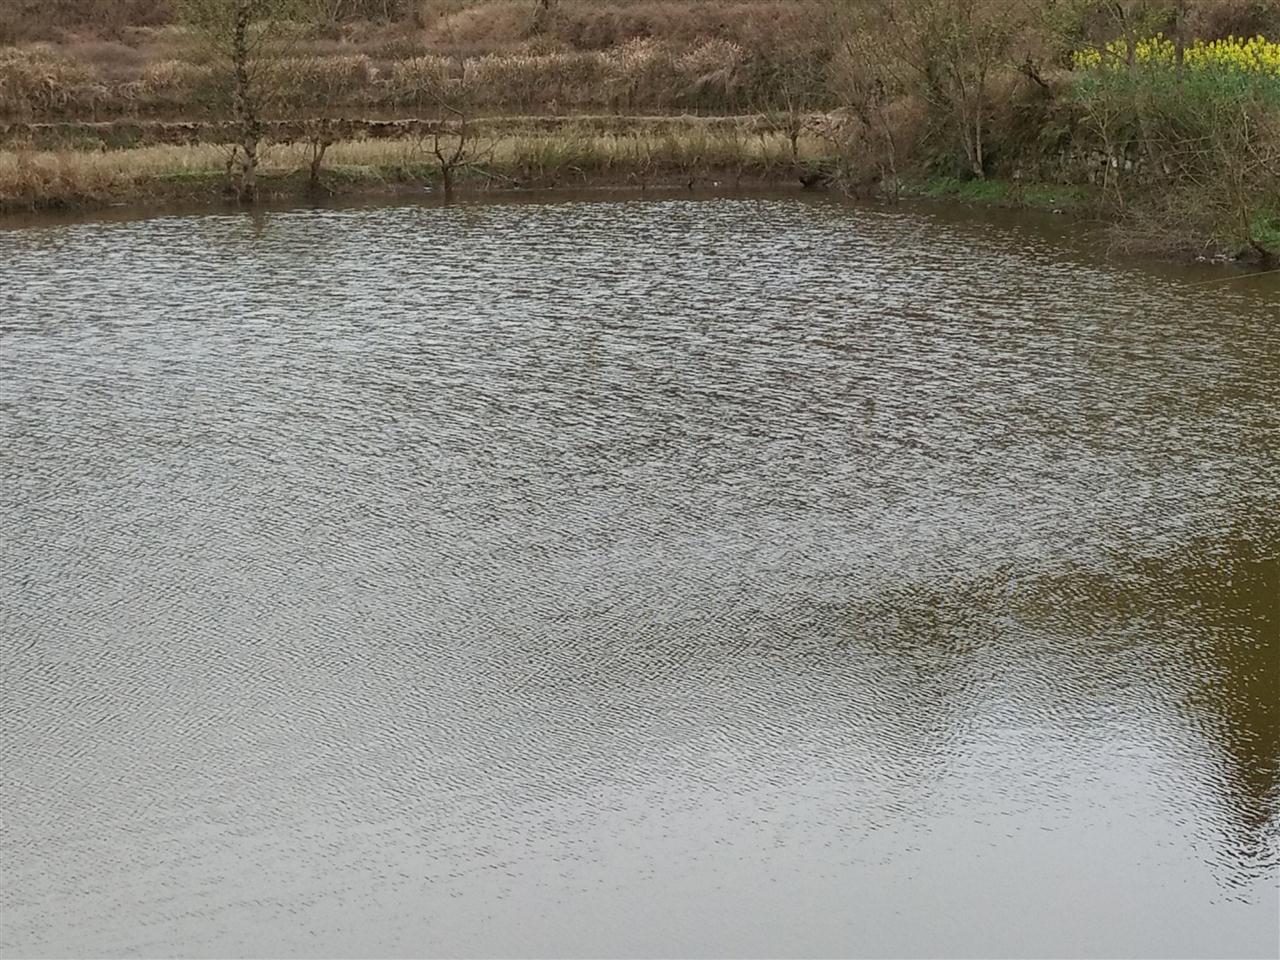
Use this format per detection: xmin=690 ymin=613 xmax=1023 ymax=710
xmin=1072 ymin=33 xmax=1280 ymax=77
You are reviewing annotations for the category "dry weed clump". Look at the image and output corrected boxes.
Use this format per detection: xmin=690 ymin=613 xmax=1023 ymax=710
xmin=57 ymin=40 xmax=149 ymax=81
xmin=426 ymin=1 xmax=538 ymax=54
xmin=597 ymin=38 xmax=749 ymax=110
xmin=429 ymin=0 xmax=832 ymax=54
xmin=389 ymin=55 xmax=454 ymax=105
xmin=0 ymin=47 xmax=103 ymax=118
xmin=0 ymin=145 xmax=133 ymax=206
xmin=140 ymin=58 xmax=213 ymax=92
xmin=416 ymin=38 xmax=750 ymax=113
xmin=602 ymin=38 xmax=680 ymax=108
xmin=137 ymin=59 xmax=219 ymax=112
xmin=466 ymin=50 xmax=607 ymax=110
xmin=676 ymin=37 xmax=744 ymax=98
xmin=264 ymin=55 xmax=378 ymax=111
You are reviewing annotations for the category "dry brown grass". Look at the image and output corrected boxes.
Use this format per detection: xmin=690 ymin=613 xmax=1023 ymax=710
xmin=0 ymin=142 xmax=204 ymax=206
xmin=139 ymin=58 xmax=214 ymax=93
xmin=56 ymin=40 xmax=150 ymax=81
xmin=388 ymin=54 xmax=454 ymax=105
xmin=467 ymin=50 xmax=608 ymax=110
xmin=0 ymin=34 xmax=778 ymax=121
xmin=7 ymin=0 xmax=1262 ymax=124
xmin=0 ymin=47 xmax=103 ymax=118
xmin=386 ymin=39 xmax=748 ymax=113
xmin=427 ymin=0 xmax=832 ymax=54
xmin=265 ymin=55 xmax=379 ymax=109
xmin=489 ymin=124 xmax=821 ymax=179
xmin=0 ymin=0 xmax=174 ymax=44
xmin=320 ymin=124 xmax=814 ymax=174
xmin=0 ymin=122 xmax=823 ymax=207
xmin=427 ymin=1 xmax=538 ymax=52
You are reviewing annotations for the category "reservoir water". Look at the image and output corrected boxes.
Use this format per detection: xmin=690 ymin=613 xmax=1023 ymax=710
xmin=1 ymin=194 xmax=1277 ymax=957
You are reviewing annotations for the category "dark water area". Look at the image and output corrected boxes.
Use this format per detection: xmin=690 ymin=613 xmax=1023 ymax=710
xmin=1 ymin=193 xmax=1277 ymax=958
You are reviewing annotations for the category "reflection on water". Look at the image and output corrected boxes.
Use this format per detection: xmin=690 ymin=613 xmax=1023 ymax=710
xmin=1 ymin=194 xmax=1277 ymax=958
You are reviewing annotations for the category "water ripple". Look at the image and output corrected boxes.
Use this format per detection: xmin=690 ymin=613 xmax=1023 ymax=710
xmin=1 ymin=194 xmax=1277 ymax=959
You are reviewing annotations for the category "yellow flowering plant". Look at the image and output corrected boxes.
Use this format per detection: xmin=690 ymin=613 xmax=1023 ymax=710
xmin=1072 ymin=34 xmax=1280 ymax=77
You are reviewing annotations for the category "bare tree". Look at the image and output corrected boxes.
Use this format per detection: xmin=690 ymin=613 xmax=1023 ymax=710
xmin=829 ymin=36 xmax=905 ymax=197
xmin=397 ymin=58 xmax=496 ymax=198
xmin=178 ymin=0 xmax=312 ymax=201
xmin=294 ymin=104 xmax=340 ymax=193
xmin=844 ymin=0 xmax=1022 ymax=180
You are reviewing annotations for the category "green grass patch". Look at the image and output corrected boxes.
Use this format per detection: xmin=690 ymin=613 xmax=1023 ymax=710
xmin=1016 ymin=182 xmax=1089 ymax=211
xmin=925 ymin=177 xmax=1011 ymax=202
xmin=1249 ymin=208 xmax=1280 ymax=252
xmin=323 ymin=163 xmax=390 ymax=183
xmin=905 ymin=176 xmax=1090 ymax=212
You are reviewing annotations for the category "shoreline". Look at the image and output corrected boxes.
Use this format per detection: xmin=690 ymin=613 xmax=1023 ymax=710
xmin=0 ymin=140 xmax=1273 ymax=271
xmin=0 ymin=113 xmax=1274 ymax=267
xmin=0 ymin=162 xmax=808 ymax=213
xmin=0 ymin=155 xmax=1089 ymax=228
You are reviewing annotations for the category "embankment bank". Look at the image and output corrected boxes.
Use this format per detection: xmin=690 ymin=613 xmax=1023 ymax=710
xmin=3 ymin=2 xmax=1278 ymax=261
xmin=0 ymin=117 xmax=815 ymax=208
xmin=2 ymin=115 xmax=1272 ymax=268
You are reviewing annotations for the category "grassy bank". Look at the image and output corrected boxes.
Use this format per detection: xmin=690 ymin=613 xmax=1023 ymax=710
xmin=0 ymin=135 xmax=1103 ymax=217
xmin=2 ymin=123 xmax=1272 ymax=268
xmin=2 ymin=1 xmax=1278 ymax=258
xmin=0 ymin=124 xmax=831 ymax=211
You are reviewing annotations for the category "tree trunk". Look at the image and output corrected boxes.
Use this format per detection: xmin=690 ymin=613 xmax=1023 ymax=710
xmin=958 ymin=96 xmax=984 ymax=180
xmin=239 ymin=136 xmax=257 ymax=202
xmin=309 ymin=138 xmax=329 ymax=189
xmin=231 ymin=1 xmax=261 ymax=203
xmin=972 ymin=89 xmax=985 ymax=179
xmin=224 ymin=145 xmax=239 ymax=191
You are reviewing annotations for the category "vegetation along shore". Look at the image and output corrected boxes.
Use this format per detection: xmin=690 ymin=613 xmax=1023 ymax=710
xmin=2 ymin=0 xmax=1278 ymax=261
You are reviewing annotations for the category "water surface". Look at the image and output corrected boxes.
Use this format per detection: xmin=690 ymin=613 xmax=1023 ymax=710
xmin=1 ymin=194 xmax=1278 ymax=958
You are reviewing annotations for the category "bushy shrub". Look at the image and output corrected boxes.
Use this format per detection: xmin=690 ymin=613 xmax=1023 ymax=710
xmin=1069 ymin=31 xmax=1280 ymax=252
